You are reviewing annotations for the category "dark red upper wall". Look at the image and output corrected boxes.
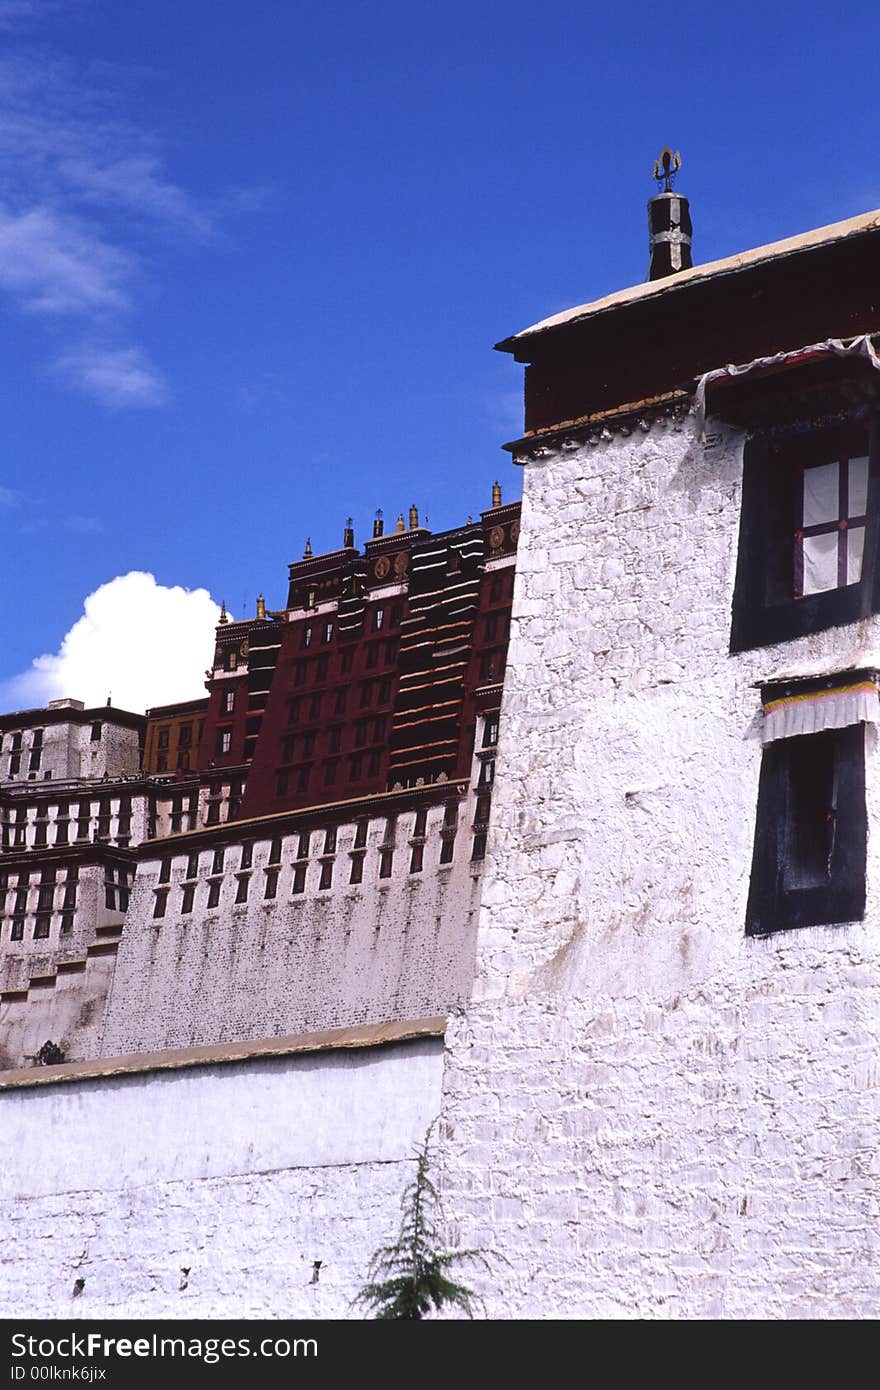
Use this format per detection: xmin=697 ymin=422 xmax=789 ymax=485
xmin=506 ymin=228 xmax=880 ymax=435
xmin=239 ymin=507 xmax=519 ymax=820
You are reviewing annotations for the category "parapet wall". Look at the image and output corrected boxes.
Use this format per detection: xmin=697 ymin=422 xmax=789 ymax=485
xmin=101 ymin=797 xmax=483 ymax=1056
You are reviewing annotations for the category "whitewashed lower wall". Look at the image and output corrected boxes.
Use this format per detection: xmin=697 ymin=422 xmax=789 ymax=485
xmin=0 ymin=1037 xmax=444 ymax=1318
xmin=436 ymin=417 xmax=880 ymax=1320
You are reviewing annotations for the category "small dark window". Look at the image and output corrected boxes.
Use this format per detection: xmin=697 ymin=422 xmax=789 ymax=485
xmin=207 ymin=879 xmax=221 ymax=909
xmin=158 ymin=857 xmax=172 ymax=884
xmin=223 ymin=690 xmax=236 ymax=715
xmin=296 ymin=831 xmax=310 ymax=860
xmin=186 ymin=852 xmax=199 ymax=880
xmin=303 ymin=732 xmax=316 ymax=757
xmin=157 ymin=728 xmax=170 ymax=750
xmin=319 ymin=860 xmax=333 ymax=890
xmin=292 ymin=863 xmax=307 ymax=894
xmin=234 ymin=875 xmax=249 ymax=905
xmin=334 ymin=688 xmax=347 ymax=715
xmin=297 ymin=765 xmax=310 ymax=792
xmin=329 ymin=725 xmax=342 ymax=753
xmin=212 ymin=848 xmax=225 ymax=874
xmin=9 ymin=753 xmax=20 ymax=775
xmin=34 ymin=913 xmax=51 ymax=939
xmin=153 ymin=888 xmax=169 ymax=919
xmin=379 ymin=850 xmax=393 ymax=879
xmin=276 ymin=769 xmax=289 ymax=797
xmin=179 ymin=724 xmax=192 ymax=748
xmin=378 ymin=677 xmax=392 ymax=703
xmin=264 ymin=868 xmax=279 ymax=899
xmin=483 ymin=717 xmax=499 ymax=748
xmin=746 ymin=724 xmax=866 ymax=936
xmin=287 ymin=698 xmax=301 ymax=725
xmin=324 ymin=759 xmax=338 ymax=787
xmin=90 ymin=721 xmax=102 ymax=741
xmin=409 ymin=843 xmax=424 ymax=874
xmin=239 ymin=843 xmax=253 ymax=870
xmin=354 ymin=819 xmax=368 ymax=849
xmin=359 ymin=683 xmax=373 ymax=708
xmin=323 ymin=826 xmax=337 ymax=855
xmin=181 ymin=884 xmax=195 ymax=914
xmin=349 ymin=855 xmax=364 ymax=885
xmin=341 ymin=649 xmax=354 ymax=675
xmin=440 ymin=838 xmax=455 ymax=865
xmin=471 ymin=833 xmax=487 ymax=861
xmin=315 ymin=656 xmax=328 ymax=682
xmin=413 ymin=808 xmax=427 ymax=837
xmin=10 ymin=918 xmax=24 ymax=941
xmin=366 ymin=643 xmax=379 ymax=669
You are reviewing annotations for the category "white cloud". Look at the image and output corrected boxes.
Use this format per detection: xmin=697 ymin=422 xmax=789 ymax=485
xmin=0 ymin=21 xmax=238 ymax=407
xmin=55 ymin=342 xmax=168 ymax=407
xmin=0 ymin=203 xmax=132 ymax=313
xmin=2 ymin=571 xmax=225 ymax=713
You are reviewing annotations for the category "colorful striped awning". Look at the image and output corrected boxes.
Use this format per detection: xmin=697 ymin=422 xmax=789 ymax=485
xmin=761 ymin=670 xmax=880 ymax=743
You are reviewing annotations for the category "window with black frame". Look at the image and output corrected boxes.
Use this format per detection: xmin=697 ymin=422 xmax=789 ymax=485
xmin=746 ymin=673 xmax=871 ymax=935
xmin=731 ymin=415 xmax=879 ymax=652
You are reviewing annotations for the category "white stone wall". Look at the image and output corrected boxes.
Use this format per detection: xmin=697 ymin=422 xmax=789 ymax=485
xmin=436 ymin=418 xmax=880 ymax=1319
xmin=0 ymin=715 xmax=140 ymax=785
xmin=0 ymin=1037 xmax=444 ymax=1318
xmin=101 ymin=800 xmax=483 ymax=1056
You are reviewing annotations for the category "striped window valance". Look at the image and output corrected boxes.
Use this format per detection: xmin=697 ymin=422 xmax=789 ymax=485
xmin=761 ymin=669 xmax=880 ymax=743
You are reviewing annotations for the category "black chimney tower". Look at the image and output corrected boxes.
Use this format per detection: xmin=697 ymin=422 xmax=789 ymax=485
xmin=647 ymin=148 xmax=692 ymax=280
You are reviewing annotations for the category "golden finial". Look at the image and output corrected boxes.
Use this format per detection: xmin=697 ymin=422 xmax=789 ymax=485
xmin=372 ymin=509 xmax=384 ymax=539
xmin=492 ymin=480 xmax=502 ymax=507
xmin=395 ymin=513 xmax=405 ymax=534
xmin=409 ymin=504 xmax=419 ymax=530
xmin=256 ymin=594 xmax=266 ymax=620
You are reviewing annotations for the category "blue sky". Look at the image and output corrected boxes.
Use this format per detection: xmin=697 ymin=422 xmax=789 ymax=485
xmin=1 ymin=0 xmax=879 ymax=708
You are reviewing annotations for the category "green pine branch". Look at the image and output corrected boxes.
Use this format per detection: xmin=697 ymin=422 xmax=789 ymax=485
xmin=355 ymin=1127 xmax=488 ymax=1320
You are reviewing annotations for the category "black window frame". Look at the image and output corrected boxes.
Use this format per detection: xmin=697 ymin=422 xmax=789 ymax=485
xmin=746 ymin=722 xmax=866 ymax=937
xmin=731 ymin=415 xmax=880 ymax=653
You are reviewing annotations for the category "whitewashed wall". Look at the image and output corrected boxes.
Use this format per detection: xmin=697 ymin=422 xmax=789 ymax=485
xmin=436 ymin=417 xmax=880 ymax=1319
xmin=101 ymin=800 xmax=483 ymax=1055
xmin=0 ymin=1036 xmax=444 ymax=1318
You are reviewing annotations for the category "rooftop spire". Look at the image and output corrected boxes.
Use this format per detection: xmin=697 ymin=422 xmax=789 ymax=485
xmin=492 ymin=480 xmax=502 ymax=507
xmin=373 ymin=509 xmax=384 ymax=539
xmin=303 ymin=537 xmax=312 ymax=558
xmin=647 ymin=147 xmax=692 ymax=281
xmin=343 ymin=517 xmax=355 ymax=548
xmin=219 ymin=600 xmax=229 ymax=625
xmin=256 ymin=593 xmax=266 ymax=620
